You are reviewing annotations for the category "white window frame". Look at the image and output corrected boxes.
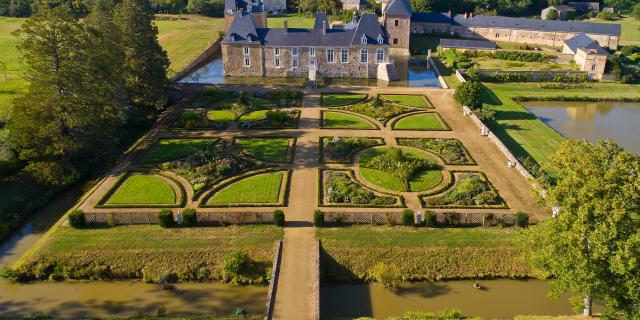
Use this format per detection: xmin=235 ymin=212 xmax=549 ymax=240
xmin=361 ymin=34 xmax=367 ymax=44
xmin=327 ymin=49 xmax=335 ymax=63
xmin=243 ymin=46 xmax=250 ymax=55
xmin=341 ymin=49 xmax=349 ymax=63
xmin=376 ymin=48 xmax=384 ymax=63
xmin=292 ymin=58 xmax=298 ymax=68
xmin=310 ymin=47 xmax=316 ymax=57
xmin=292 ymin=47 xmax=298 ymax=56
xmin=244 ymin=57 xmax=250 ymax=67
xmin=360 ymin=49 xmax=368 ymax=63
xmin=274 ymin=47 xmax=281 ymax=56
xmin=377 ymin=34 xmax=384 ymax=44
xmin=275 ymin=57 xmax=281 ymax=68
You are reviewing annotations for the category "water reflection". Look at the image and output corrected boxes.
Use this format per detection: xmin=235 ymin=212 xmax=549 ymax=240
xmin=524 ymin=101 xmax=640 ymax=153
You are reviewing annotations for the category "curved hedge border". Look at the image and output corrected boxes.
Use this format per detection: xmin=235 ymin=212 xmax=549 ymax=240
xmin=318 ymin=168 xmax=406 ymax=208
xmin=379 ymin=94 xmax=435 ymax=109
xmin=169 ymin=108 xmax=228 ymax=131
xmin=389 ymin=111 xmax=451 ymax=131
xmin=320 ymin=93 xmax=369 ymax=107
xmin=419 ymin=170 xmax=509 ymax=209
xmin=232 ymin=136 xmax=297 ymax=164
xmin=395 ymin=137 xmax=477 ymax=166
xmin=95 ymin=171 xmax=187 ymax=209
xmin=318 ymin=137 xmax=385 ymax=164
xmin=319 ymin=110 xmax=381 ymax=130
xmin=199 ymin=168 xmax=292 ymax=208
xmin=243 ymin=110 xmax=301 ymax=130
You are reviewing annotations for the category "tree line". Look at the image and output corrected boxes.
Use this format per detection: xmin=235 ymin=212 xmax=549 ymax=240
xmin=5 ymin=0 xmax=168 ymax=186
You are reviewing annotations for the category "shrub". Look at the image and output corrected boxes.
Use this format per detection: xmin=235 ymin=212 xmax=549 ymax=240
xmin=402 ymin=209 xmax=414 ymax=226
xmin=424 ymin=210 xmax=437 ymax=227
xmin=515 ymin=212 xmax=530 ymax=228
xmin=439 ymin=308 xmax=464 ymax=319
xmin=273 ymin=210 xmax=285 ymax=227
xmin=596 ymin=11 xmax=616 ymax=21
xmin=221 ymin=250 xmax=249 ymax=284
xmin=404 ymin=311 xmax=436 ymax=320
xmin=158 ymin=209 xmax=174 ymax=228
xmin=68 ymin=210 xmax=85 ymax=229
xmin=265 ymin=110 xmax=290 ymax=127
xmin=314 ymin=210 xmax=325 ymax=227
xmin=368 ymin=262 xmax=402 ymax=289
xmin=182 ymin=208 xmax=197 ymax=227
xmin=453 ymin=81 xmax=482 ymax=109
xmin=545 ymin=8 xmax=559 ymax=20
xmin=444 ymin=212 xmax=461 ymax=226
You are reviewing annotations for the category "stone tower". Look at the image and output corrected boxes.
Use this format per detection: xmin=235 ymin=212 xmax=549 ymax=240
xmin=383 ymin=0 xmax=412 ymax=56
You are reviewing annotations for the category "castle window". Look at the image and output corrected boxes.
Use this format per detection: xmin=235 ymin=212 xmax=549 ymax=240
xmin=293 ymin=59 xmax=299 ymax=68
xmin=275 ymin=48 xmax=281 ymax=56
xmin=394 ymin=19 xmax=399 ymax=27
xmin=495 ymin=33 xmax=499 ymax=37
xmin=310 ymin=47 xmax=316 ymax=57
xmin=292 ymin=47 xmax=298 ymax=56
xmin=243 ymin=46 xmax=250 ymax=55
xmin=377 ymin=34 xmax=384 ymax=44
xmin=360 ymin=49 xmax=368 ymax=63
xmin=244 ymin=57 xmax=250 ymax=67
xmin=275 ymin=58 xmax=281 ymax=68
xmin=327 ymin=49 xmax=335 ymax=63
xmin=341 ymin=49 xmax=349 ymax=63
xmin=393 ymin=38 xmax=398 ymax=45
xmin=376 ymin=48 xmax=384 ymax=63
xmin=361 ymin=34 xmax=367 ymax=44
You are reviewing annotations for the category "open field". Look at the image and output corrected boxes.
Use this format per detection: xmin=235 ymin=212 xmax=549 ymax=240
xmin=267 ymin=14 xmax=316 ymax=28
xmin=0 ymin=17 xmax=28 ymax=123
xmin=208 ymin=171 xmax=285 ymax=204
xmin=590 ymin=15 xmax=640 ymax=46
xmin=106 ymin=174 xmax=176 ymax=205
xmin=318 ymin=226 xmax=530 ymax=282
xmin=13 ymin=224 xmax=283 ymax=282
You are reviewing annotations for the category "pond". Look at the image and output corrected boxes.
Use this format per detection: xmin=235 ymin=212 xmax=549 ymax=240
xmin=177 ymin=57 xmax=442 ymax=88
xmin=524 ymin=101 xmax=640 ymax=153
xmin=321 ymin=280 xmax=603 ymax=319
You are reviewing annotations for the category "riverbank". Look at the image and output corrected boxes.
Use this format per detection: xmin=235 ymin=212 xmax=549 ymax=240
xmin=7 ymin=224 xmax=283 ymax=283
xmin=318 ymin=226 xmax=531 ymax=283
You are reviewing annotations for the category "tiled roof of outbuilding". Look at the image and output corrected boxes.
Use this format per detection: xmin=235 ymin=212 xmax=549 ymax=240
xmin=565 ymin=33 xmax=609 ymax=55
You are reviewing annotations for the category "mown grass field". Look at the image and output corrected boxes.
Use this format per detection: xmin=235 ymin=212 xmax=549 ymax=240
xmin=14 ymin=224 xmax=283 ymax=281
xmin=322 ymin=93 xmax=367 ymax=107
xmin=318 ymin=226 xmax=531 ymax=282
xmin=321 ymin=111 xmax=376 ymax=129
xmin=0 ymin=17 xmax=28 ymax=123
xmin=142 ymin=138 xmax=213 ymax=163
xmin=106 ymin=174 xmax=176 ymax=204
xmin=235 ymin=137 xmax=292 ymax=162
xmin=591 ymin=15 xmax=640 ymax=46
xmin=208 ymin=171 xmax=284 ymax=204
xmin=393 ymin=113 xmax=447 ymax=131
xmin=267 ymin=14 xmax=315 ymax=28
xmin=381 ymin=94 xmax=432 ymax=108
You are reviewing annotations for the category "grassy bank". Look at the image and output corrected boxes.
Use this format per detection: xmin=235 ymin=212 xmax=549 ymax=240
xmin=0 ymin=17 xmax=28 ymax=123
xmin=318 ymin=226 xmax=531 ymax=283
xmin=11 ymin=224 xmax=283 ymax=283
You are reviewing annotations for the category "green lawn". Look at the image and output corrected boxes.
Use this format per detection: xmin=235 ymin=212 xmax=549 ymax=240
xmin=590 ymin=15 xmax=640 ymax=46
xmin=321 ymin=111 xmax=377 ymax=129
xmin=238 ymin=109 xmax=269 ymax=122
xmin=380 ymin=94 xmax=433 ymax=108
xmin=235 ymin=137 xmax=292 ymax=162
xmin=473 ymin=56 xmax=574 ymax=71
xmin=267 ymin=14 xmax=316 ymax=28
xmin=207 ymin=109 xmax=237 ymax=122
xmin=393 ymin=113 xmax=448 ymax=131
xmin=0 ymin=17 xmax=28 ymax=123
xmin=321 ymin=93 xmax=367 ymax=107
xmin=208 ymin=171 xmax=285 ymax=204
xmin=359 ymin=147 xmax=442 ymax=192
xmin=141 ymin=139 xmax=213 ymax=163
xmin=106 ymin=174 xmax=176 ymax=204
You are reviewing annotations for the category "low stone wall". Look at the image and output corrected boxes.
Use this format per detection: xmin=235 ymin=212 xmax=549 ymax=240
xmin=311 ymin=240 xmax=321 ymax=320
xmin=428 ymin=56 xmax=448 ymax=89
xmin=264 ymin=240 xmax=283 ymax=320
xmin=171 ymin=39 xmax=222 ymax=82
xmin=81 ymin=211 xmax=275 ymax=226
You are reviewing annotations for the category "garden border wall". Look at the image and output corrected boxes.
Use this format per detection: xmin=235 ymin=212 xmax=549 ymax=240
xmin=171 ymin=39 xmax=222 ymax=82
xmin=81 ymin=210 xmax=276 ymax=226
xmin=264 ymin=240 xmax=283 ymax=320
xmin=428 ymin=56 xmax=449 ymax=89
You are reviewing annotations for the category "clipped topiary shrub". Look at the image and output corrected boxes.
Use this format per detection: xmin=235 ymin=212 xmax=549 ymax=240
xmin=182 ymin=208 xmax=197 ymax=227
xmin=402 ymin=209 xmax=414 ymax=226
xmin=424 ymin=210 xmax=438 ymax=227
xmin=273 ymin=210 xmax=285 ymax=227
xmin=158 ymin=209 xmax=174 ymax=228
xmin=314 ymin=210 xmax=325 ymax=227
xmin=68 ymin=210 xmax=85 ymax=229
xmin=515 ymin=212 xmax=530 ymax=228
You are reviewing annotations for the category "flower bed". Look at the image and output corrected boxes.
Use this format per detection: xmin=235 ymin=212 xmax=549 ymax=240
xmin=421 ymin=171 xmax=507 ymax=209
xmin=396 ymin=138 xmax=476 ymax=165
xmin=319 ymin=169 xmax=404 ymax=208
xmin=319 ymin=137 xmax=384 ymax=163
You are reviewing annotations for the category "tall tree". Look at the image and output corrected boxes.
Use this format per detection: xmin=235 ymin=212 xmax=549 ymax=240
xmin=113 ymin=0 xmax=169 ymax=113
xmin=7 ymin=7 xmax=124 ymax=185
xmin=520 ymin=139 xmax=640 ymax=318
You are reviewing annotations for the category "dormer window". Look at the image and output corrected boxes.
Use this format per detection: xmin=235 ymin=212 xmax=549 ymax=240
xmin=247 ymin=34 xmax=252 ymax=42
xmin=361 ymin=34 xmax=367 ymax=45
xmin=377 ymin=34 xmax=383 ymax=44
xmin=231 ymin=35 xmax=235 ymax=42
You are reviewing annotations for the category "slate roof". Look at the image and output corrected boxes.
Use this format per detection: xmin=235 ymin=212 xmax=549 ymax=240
xmin=223 ymin=12 xmax=259 ymax=42
xmin=384 ymin=0 xmax=412 ymax=16
xmin=223 ymin=12 xmax=388 ymax=46
xmin=439 ymin=39 xmax=497 ymax=50
xmin=411 ymin=12 xmax=621 ymax=36
xmin=564 ymin=33 xmax=609 ymax=55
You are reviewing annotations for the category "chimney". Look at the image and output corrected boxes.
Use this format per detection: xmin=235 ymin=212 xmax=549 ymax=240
xmin=239 ymin=8 xmax=244 ymax=15
xmin=448 ymin=10 xmax=452 ymax=18
xmin=283 ymin=20 xmax=288 ymax=33
xmin=322 ymin=20 xmax=327 ymax=35
xmin=247 ymin=3 xmax=252 ymax=12
xmin=464 ymin=12 xmax=468 ymax=19
xmin=352 ymin=12 xmax=357 ymax=24
xmin=470 ymin=12 xmax=473 ymax=18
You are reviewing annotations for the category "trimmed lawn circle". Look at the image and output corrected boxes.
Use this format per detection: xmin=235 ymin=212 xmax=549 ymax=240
xmin=207 ymin=109 xmax=236 ymax=122
xmin=381 ymin=94 xmax=432 ymax=108
xmin=106 ymin=174 xmax=176 ymax=205
xmin=238 ymin=109 xmax=269 ymax=122
xmin=322 ymin=111 xmax=376 ymax=129
xmin=322 ymin=93 xmax=367 ymax=107
xmin=208 ymin=171 xmax=285 ymax=204
xmin=235 ymin=137 xmax=292 ymax=162
xmin=393 ymin=113 xmax=448 ymax=131
xmin=358 ymin=147 xmax=443 ymax=193
xmin=142 ymin=139 xmax=214 ymax=163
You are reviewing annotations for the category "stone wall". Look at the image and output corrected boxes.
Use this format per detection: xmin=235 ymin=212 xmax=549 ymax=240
xmin=264 ymin=46 xmax=309 ymax=77
xmin=221 ymin=43 xmax=264 ymax=77
xmin=385 ymin=15 xmax=411 ymax=55
xmin=574 ymin=49 xmax=607 ymax=79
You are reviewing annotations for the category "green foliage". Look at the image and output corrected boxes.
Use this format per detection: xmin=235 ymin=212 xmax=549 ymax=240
xmin=158 ymin=209 xmax=174 ymax=228
xmin=551 ymin=73 xmax=590 ymax=83
xmin=322 ymin=137 xmax=380 ymax=162
xmin=596 ymin=10 xmax=616 ymax=21
xmin=515 ymin=212 xmax=529 ymax=228
xmin=264 ymin=110 xmax=290 ymax=127
xmin=397 ymin=138 xmax=473 ymax=165
xmin=68 ymin=210 xmax=85 ymax=229
xmin=439 ymin=308 xmax=464 ymax=320
xmin=426 ymin=173 xmax=502 ymax=207
xmin=343 ymin=98 xmax=409 ymax=123
xmin=479 ymin=72 xmax=532 ymax=82
xmin=264 ymin=90 xmax=302 ymax=106
xmin=473 ymin=106 xmax=496 ymax=121
xmin=181 ymin=208 xmax=197 ymax=227
xmin=367 ymin=261 xmax=402 ymax=289
xmin=221 ymin=250 xmax=249 ymax=284
xmin=453 ymin=81 xmax=482 ymax=109
xmin=402 ymin=209 xmax=414 ymax=226
xmin=314 ymin=210 xmax=324 ymax=227
xmin=545 ymin=8 xmax=559 ymax=20
xmin=404 ymin=311 xmax=437 ymax=320
xmin=187 ymin=0 xmax=224 ymax=17
xmin=424 ymin=210 xmax=437 ymax=227
xmin=633 ymin=3 xmax=640 ymax=20
xmin=326 ymin=172 xmax=396 ymax=206
xmin=298 ymin=0 xmax=341 ymax=14
xmin=521 ymin=140 xmax=640 ymax=318
xmin=492 ymin=50 xmax=552 ymax=62
xmin=273 ymin=209 xmax=285 ymax=227
xmin=361 ymin=148 xmax=435 ymax=191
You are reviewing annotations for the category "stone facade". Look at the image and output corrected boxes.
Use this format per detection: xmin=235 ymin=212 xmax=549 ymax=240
xmin=574 ymin=48 xmax=608 ymax=80
xmin=221 ymin=43 xmax=264 ymax=77
xmin=385 ymin=15 xmax=411 ymax=55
